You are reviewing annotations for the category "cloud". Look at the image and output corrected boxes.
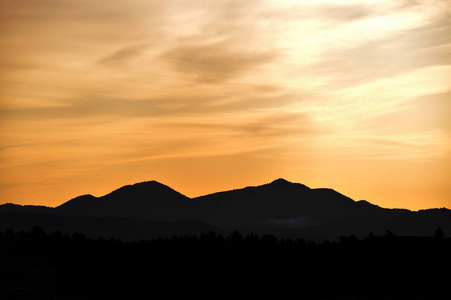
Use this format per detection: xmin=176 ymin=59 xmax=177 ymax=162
xmin=360 ymin=90 xmax=451 ymax=133
xmin=97 ymin=44 xmax=149 ymax=66
xmin=162 ymin=111 xmax=314 ymax=138
xmin=395 ymin=0 xmax=450 ymax=9
xmin=311 ymin=11 xmax=451 ymax=88
xmin=345 ymin=130 xmax=451 ymax=161
xmin=0 ymin=97 xmax=193 ymax=120
xmin=161 ymin=40 xmax=276 ymax=83
xmin=0 ymin=88 xmax=302 ymax=121
xmin=318 ymin=3 xmax=376 ymax=22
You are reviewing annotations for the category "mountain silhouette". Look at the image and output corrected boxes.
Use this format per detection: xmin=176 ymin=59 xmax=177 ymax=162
xmin=56 ymin=181 xmax=191 ymax=221
xmin=1 ymin=178 xmax=450 ymax=240
xmin=0 ymin=203 xmax=53 ymax=214
xmin=54 ymin=178 xmax=407 ymax=228
xmin=190 ymin=178 xmax=410 ymax=228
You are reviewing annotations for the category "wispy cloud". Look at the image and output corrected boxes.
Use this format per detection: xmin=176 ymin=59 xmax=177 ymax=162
xmin=97 ymin=44 xmax=150 ymax=67
xmin=161 ymin=40 xmax=276 ymax=83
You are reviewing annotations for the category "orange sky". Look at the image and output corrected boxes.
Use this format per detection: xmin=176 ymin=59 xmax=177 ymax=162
xmin=1 ymin=0 xmax=450 ymax=210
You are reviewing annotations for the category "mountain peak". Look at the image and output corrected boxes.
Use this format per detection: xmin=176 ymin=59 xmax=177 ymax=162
xmin=107 ymin=180 xmax=169 ymax=196
xmin=55 ymin=180 xmax=190 ymax=220
xmin=270 ymin=178 xmax=293 ymax=186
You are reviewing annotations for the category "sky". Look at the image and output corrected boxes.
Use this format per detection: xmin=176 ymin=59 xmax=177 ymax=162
xmin=0 ymin=0 xmax=450 ymax=210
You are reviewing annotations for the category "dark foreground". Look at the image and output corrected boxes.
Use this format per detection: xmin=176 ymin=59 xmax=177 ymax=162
xmin=1 ymin=227 xmax=450 ymax=300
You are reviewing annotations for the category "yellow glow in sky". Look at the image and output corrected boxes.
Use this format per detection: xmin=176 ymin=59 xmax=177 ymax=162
xmin=0 ymin=0 xmax=450 ymax=210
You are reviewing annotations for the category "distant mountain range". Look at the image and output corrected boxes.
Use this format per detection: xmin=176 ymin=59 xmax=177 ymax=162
xmin=1 ymin=179 xmax=450 ymax=241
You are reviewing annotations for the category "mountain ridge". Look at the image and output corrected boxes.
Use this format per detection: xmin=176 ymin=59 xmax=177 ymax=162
xmin=2 ymin=178 xmax=447 ymax=217
xmin=1 ymin=178 xmax=450 ymax=241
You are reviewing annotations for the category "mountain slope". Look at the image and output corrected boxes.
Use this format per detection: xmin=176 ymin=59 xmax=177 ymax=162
xmin=190 ymin=178 xmax=410 ymax=228
xmin=55 ymin=181 xmax=191 ymax=221
xmin=0 ymin=203 xmax=53 ymax=214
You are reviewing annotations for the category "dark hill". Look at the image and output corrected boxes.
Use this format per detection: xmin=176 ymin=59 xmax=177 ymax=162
xmin=0 ymin=203 xmax=53 ymax=214
xmin=56 ymin=181 xmax=191 ymax=221
xmin=55 ymin=194 xmax=98 ymax=216
xmin=190 ymin=179 xmax=410 ymax=228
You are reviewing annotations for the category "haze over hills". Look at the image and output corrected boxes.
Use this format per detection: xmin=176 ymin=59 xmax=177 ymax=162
xmin=1 ymin=179 xmax=450 ymax=241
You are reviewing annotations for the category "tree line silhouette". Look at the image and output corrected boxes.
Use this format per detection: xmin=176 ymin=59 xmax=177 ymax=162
xmin=1 ymin=226 xmax=450 ymax=299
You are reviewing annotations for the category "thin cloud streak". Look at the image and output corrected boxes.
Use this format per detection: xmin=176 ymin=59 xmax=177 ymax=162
xmin=97 ymin=44 xmax=150 ymax=67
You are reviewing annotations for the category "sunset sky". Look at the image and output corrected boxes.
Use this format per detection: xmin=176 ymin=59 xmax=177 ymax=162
xmin=1 ymin=0 xmax=450 ymax=210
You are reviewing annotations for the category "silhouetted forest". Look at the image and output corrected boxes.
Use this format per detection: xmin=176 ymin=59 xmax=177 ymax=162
xmin=1 ymin=227 xmax=450 ymax=299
